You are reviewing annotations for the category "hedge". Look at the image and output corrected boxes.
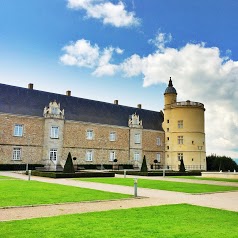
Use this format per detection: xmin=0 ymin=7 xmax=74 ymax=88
xmin=29 ymin=170 xmax=115 ymax=178
xmin=0 ymin=164 xmax=44 ymax=171
xmin=113 ymin=171 xmax=201 ymax=176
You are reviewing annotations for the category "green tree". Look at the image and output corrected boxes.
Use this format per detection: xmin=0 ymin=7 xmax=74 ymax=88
xmin=63 ymin=152 xmax=75 ymax=173
xmin=179 ymin=158 xmax=186 ymax=172
xmin=206 ymin=154 xmax=238 ymax=171
xmin=140 ymin=155 xmax=148 ymax=172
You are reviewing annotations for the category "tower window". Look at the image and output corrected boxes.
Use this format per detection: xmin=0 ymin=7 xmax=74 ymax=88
xmin=178 ymin=120 xmax=183 ymax=129
xmin=178 ymin=153 xmax=183 ymax=161
xmin=51 ymin=126 xmax=59 ymax=139
xmin=167 ymin=137 xmax=169 ymax=141
xmin=134 ymin=133 xmax=141 ymax=144
xmin=178 ymin=136 xmax=184 ymax=144
xmin=167 ymin=146 xmax=169 ymax=150
xmin=167 ymin=128 xmax=169 ymax=132
xmin=167 ymin=120 xmax=169 ymax=123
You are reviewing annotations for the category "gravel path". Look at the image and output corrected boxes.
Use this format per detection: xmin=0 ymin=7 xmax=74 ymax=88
xmin=0 ymin=171 xmax=237 ymax=222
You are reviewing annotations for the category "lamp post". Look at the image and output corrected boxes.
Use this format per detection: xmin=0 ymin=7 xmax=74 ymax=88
xmin=198 ymin=146 xmax=203 ymax=170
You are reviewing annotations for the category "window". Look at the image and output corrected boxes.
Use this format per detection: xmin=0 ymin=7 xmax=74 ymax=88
xmin=52 ymin=107 xmax=58 ymax=114
xmin=167 ymin=137 xmax=169 ymax=141
xmin=178 ymin=153 xmax=183 ymax=161
xmin=51 ymin=126 xmax=59 ymax=138
xmin=178 ymin=136 xmax=184 ymax=144
xmin=156 ymin=137 xmax=161 ymax=146
xmin=86 ymin=150 xmax=93 ymax=161
xmin=14 ymin=124 xmax=23 ymax=137
xmin=167 ymin=128 xmax=169 ymax=132
xmin=192 ymin=141 xmax=194 ymax=144
xmin=12 ymin=148 xmax=21 ymax=160
xmin=167 ymin=120 xmax=169 ymax=123
xmin=134 ymin=152 xmax=140 ymax=161
xmin=134 ymin=133 xmax=141 ymax=144
xmin=156 ymin=153 xmax=161 ymax=163
xmin=109 ymin=132 xmax=116 ymax=141
xmin=109 ymin=151 xmax=116 ymax=161
xmin=49 ymin=149 xmax=57 ymax=161
xmin=86 ymin=130 xmax=94 ymax=140
xmin=178 ymin=120 xmax=183 ymax=129
xmin=167 ymin=146 xmax=169 ymax=150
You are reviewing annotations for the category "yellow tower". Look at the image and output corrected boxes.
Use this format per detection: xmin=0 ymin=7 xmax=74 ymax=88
xmin=162 ymin=78 xmax=206 ymax=171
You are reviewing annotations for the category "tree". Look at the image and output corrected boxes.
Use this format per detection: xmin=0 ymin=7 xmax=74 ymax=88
xmin=140 ymin=155 xmax=148 ymax=172
xmin=179 ymin=158 xmax=186 ymax=172
xmin=206 ymin=154 xmax=238 ymax=171
xmin=63 ymin=152 xmax=75 ymax=173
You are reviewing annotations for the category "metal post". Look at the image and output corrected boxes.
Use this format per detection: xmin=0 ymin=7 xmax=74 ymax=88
xmin=124 ymin=169 xmax=126 ymax=178
xmin=134 ymin=178 xmax=138 ymax=197
xmin=28 ymin=170 xmax=31 ymax=181
xmin=163 ymin=169 xmax=165 ymax=177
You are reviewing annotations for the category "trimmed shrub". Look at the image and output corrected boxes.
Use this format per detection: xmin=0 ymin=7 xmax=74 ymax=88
xmin=63 ymin=152 xmax=75 ymax=173
xmin=140 ymin=155 xmax=148 ymax=172
xmin=179 ymin=159 xmax=186 ymax=172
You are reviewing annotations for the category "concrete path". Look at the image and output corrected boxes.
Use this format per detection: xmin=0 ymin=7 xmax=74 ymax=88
xmin=0 ymin=171 xmax=237 ymax=222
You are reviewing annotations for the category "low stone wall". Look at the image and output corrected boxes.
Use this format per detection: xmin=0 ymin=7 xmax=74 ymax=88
xmin=202 ymin=171 xmax=238 ymax=179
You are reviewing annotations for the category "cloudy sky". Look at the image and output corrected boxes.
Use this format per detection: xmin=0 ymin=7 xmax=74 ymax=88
xmin=0 ymin=0 xmax=237 ymax=160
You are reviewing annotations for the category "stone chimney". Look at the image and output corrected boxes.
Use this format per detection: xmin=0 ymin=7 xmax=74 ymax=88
xmin=28 ymin=83 xmax=33 ymax=90
xmin=114 ymin=100 xmax=118 ymax=105
xmin=137 ymin=104 xmax=142 ymax=109
xmin=66 ymin=90 xmax=71 ymax=96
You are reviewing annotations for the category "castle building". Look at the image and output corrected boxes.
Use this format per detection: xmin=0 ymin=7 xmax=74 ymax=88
xmin=0 ymin=78 xmax=206 ymax=171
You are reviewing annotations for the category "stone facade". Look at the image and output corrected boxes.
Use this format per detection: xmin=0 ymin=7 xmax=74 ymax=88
xmin=0 ymin=78 xmax=206 ymax=171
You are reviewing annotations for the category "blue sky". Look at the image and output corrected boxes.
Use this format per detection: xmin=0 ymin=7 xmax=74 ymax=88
xmin=0 ymin=0 xmax=238 ymax=160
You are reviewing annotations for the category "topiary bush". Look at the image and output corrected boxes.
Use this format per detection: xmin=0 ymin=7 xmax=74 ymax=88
xmin=179 ymin=158 xmax=186 ymax=172
xmin=140 ymin=155 xmax=148 ymax=172
xmin=63 ymin=152 xmax=75 ymax=173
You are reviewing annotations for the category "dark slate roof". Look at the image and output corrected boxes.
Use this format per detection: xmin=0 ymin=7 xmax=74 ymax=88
xmin=0 ymin=83 xmax=164 ymax=131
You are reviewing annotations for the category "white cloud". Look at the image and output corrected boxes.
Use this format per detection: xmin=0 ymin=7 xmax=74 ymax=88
xmin=60 ymin=39 xmax=123 ymax=76
xmin=67 ymin=0 xmax=140 ymax=27
xmin=60 ymin=39 xmax=99 ymax=68
xmin=92 ymin=47 xmax=119 ymax=76
xmin=148 ymin=32 xmax=172 ymax=52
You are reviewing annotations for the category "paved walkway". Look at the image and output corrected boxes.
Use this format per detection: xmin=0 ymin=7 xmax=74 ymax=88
xmin=0 ymin=171 xmax=237 ymax=222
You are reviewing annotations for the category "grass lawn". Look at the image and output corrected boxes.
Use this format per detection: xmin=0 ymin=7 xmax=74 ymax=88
xmin=172 ymin=176 xmax=238 ymax=183
xmin=76 ymin=178 xmax=238 ymax=194
xmin=0 ymin=180 xmax=131 ymax=207
xmin=0 ymin=175 xmax=15 ymax=179
xmin=1 ymin=204 xmax=238 ymax=238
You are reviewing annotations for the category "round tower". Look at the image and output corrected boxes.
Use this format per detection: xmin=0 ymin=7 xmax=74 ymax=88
xmin=162 ymin=78 xmax=206 ymax=171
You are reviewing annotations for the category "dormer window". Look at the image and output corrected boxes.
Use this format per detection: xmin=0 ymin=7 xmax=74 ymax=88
xmin=43 ymin=101 xmax=64 ymax=119
xmin=128 ymin=113 xmax=143 ymax=128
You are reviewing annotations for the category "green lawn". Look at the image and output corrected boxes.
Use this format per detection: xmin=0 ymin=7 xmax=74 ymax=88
xmin=172 ymin=176 xmax=238 ymax=183
xmin=77 ymin=178 xmax=238 ymax=194
xmin=0 ymin=180 xmax=131 ymax=207
xmin=0 ymin=175 xmax=15 ymax=179
xmin=1 ymin=204 xmax=238 ymax=238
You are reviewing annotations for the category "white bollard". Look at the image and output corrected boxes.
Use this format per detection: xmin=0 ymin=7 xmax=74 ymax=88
xmin=134 ymin=178 xmax=138 ymax=197
xmin=124 ymin=169 xmax=126 ymax=178
xmin=163 ymin=169 xmax=165 ymax=177
xmin=28 ymin=170 xmax=31 ymax=181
